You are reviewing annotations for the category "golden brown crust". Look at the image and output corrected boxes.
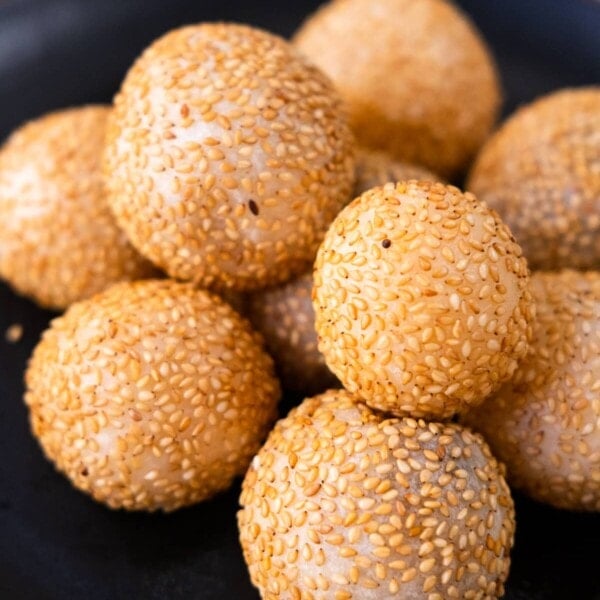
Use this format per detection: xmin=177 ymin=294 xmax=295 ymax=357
xmin=239 ymin=389 xmax=515 ymax=599
xmin=313 ymin=181 xmax=534 ymax=419
xmin=104 ymin=23 xmax=356 ymax=292
xmin=25 ymin=279 xmax=281 ymax=511
xmin=468 ymin=87 xmax=600 ymax=271
xmin=0 ymin=106 xmax=156 ymax=310
xmin=294 ymin=0 xmax=501 ymax=178
xmin=463 ymin=271 xmax=600 ymax=511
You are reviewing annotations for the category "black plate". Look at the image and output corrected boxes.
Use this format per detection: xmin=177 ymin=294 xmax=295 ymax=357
xmin=1 ymin=1 xmax=599 ymax=599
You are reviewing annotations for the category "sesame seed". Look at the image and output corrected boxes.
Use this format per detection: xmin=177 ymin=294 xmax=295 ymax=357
xmin=463 ymin=270 xmax=600 ymax=511
xmin=313 ymin=181 xmax=534 ymax=420
xmin=239 ymin=390 xmax=515 ymax=599
xmin=25 ymin=279 xmax=281 ymax=511
xmin=248 ymin=199 xmax=259 ymax=216
xmin=0 ymin=106 xmax=156 ymax=309
xmin=5 ymin=323 xmax=23 ymax=343
xmin=104 ymin=23 xmax=355 ymax=292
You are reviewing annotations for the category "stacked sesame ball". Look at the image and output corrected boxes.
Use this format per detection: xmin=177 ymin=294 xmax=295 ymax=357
xmin=460 ymin=87 xmax=600 ymax=513
xmin=0 ymin=106 xmax=156 ymax=310
xmin=16 ymin=22 xmax=356 ymax=513
xmin=0 ymin=1 xmax=598 ymax=598
xmin=239 ymin=390 xmax=516 ymax=600
xmin=240 ymin=184 xmax=529 ymax=598
xmin=246 ymin=149 xmax=445 ymax=396
xmin=26 ymin=280 xmax=281 ymax=511
xmin=104 ymin=23 xmax=355 ymax=292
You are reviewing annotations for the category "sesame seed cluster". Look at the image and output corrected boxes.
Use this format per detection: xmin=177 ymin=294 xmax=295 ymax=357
xmin=2 ymin=3 xmax=598 ymax=598
xmin=468 ymin=88 xmax=600 ymax=271
xmin=313 ymin=180 xmax=534 ymax=419
xmin=293 ymin=0 xmax=501 ymax=178
xmin=0 ymin=106 xmax=155 ymax=310
xmin=239 ymin=390 xmax=515 ymax=600
xmin=25 ymin=279 xmax=280 ymax=511
xmin=104 ymin=23 xmax=355 ymax=291
xmin=463 ymin=271 xmax=600 ymax=511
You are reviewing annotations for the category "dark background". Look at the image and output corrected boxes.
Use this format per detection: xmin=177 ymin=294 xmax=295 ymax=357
xmin=0 ymin=1 xmax=599 ymax=599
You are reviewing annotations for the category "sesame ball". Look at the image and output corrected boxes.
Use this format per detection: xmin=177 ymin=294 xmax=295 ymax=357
xmin=468 ymin=87 xmax=600 ymax=271
xmin=313 ymin=181 xmax=534 ymax=419
xmin=104 ymin=23 xmax=356 ymax=292
xmin=0 ymin=106 xmax=155 ymax=310
xmin=354 ymin=148 xmax=443 ymax=197
xmin=25 ymin=279 xmax=281 ymax=511
xmin=248 ymin=272 xmax=338 ymax=394
xmin=293 ymin=0 xmax=501 ymax=178
xmin=463 ymin=271 xmax=600 ymax=511
xmin=238 ymin=389 xmax=515 ymax=600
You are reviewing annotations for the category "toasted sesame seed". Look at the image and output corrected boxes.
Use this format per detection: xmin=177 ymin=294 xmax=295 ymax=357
xmin=104 ymin=23 xmax=355 ymax=292
xmin=248 ymin=199 xmax=260 ymax=216
xmin=25 ymin=279 xmax=280 ymax=512
xmin=463 ymin=270 xmax=600 ymax=511
xmin=5 ymin=323 xmax=23 ymax=343
xmin=313 ymin=181 xmax=534 ymax=419
xmin=239 ymin=390 xmax=515 ymax=600
xmin=0 ymin=106 xmax=156 ymax=310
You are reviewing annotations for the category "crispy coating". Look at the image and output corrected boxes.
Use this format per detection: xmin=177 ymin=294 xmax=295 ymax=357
xmin=104 ymin=23 xmax=356 ymax=292
xmin=354 ymin=148 xmax=443 ymax=198
xmin=239 ymin=389 xmax=515 ymax=600
xmin=468 ymin=87 xmax=600 ymax=270
xmin=463 ymin=271 xmax=600 ymax=511
xmin=294 ymin=0 xmax=501 ymax=178
xmin=25 ymin=279 xmax=281 ymax=511
xmin=313 ymin=181 xmax=534 ymax=419
xmin=248 ymin=272 xmax=338 ymax=394
xmin=0 ymin=106 xmax=155 ymax=310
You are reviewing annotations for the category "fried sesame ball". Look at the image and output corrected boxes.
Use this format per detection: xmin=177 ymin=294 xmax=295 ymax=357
xmin=354 ymin=148 xmax=443 ymax=197
xmin=293 ymin=0 xmax=501 ymax=178
xmin=313 ymin=181 xmax=534 ymax=419
xmin=463 ymin=271 xmax=600 ymax=511
xmin=248 ymin=272 xmax=338 ymax=394
xmin=104 ymin=23 xmax=356 ymax=292
xmin=468 ymin=87 xmax=600 ymax=271
xmin=238 ymin=389 xmax=515 ymax=600
xmin=25 ymin=279 xmax=281 ymax=511
xmin=0 ymin=106 xmax=155 ymax=310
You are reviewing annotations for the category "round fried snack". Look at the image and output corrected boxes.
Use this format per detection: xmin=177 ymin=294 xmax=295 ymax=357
xmin=25 ymin=279 xmax=281 ymax=511
xmin=239 ymin=389 xmax=515 ymax=600
xmin=463 ymin=271 xmax=600 ymax=511
xmin=104 ymin=23 xmax=356 ymax=292
xmin=313 ymin=181 xmax=533 ymax=419
xmin=294 ymin=0 xmax=501 ymax=178
xmin=0 ymin=106 xmax=155 ymax=309
xmin=468 ymin=87 xmax=600 ymax=271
